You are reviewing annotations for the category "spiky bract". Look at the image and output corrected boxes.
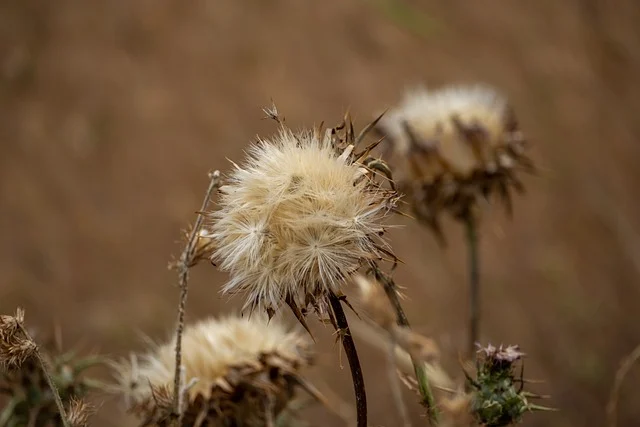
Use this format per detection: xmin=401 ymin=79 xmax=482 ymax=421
xmin=468 ymin=344 xmax=552 ymax=426
xmin=208 ymin=124 xmax=397 ymax=316
xmin=377 ymin=85 xmax=533 ymax=236
xmin=114 ymin=315 xmax=314 ymax=426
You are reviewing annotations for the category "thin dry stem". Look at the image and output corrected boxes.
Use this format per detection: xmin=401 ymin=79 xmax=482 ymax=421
xmin=172 ymin=170 xmax=222 ymax=421
xmin=17 ymin=323 xmax=70 ymax=427
xmin=606 ymin=343 xmax=640 ymax=427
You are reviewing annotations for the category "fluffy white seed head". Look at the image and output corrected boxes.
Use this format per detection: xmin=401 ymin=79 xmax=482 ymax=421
xmin=208 ymin=127 xmax=395 ymax=314
xmin=116 ymin=315 xmax=311 ymax=405
xmin=376 ymin=84 xmax=532 ymax=234
xmin=379 ymin=85 xmax=519 ymax=181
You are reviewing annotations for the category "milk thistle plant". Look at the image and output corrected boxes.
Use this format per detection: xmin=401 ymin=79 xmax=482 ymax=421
xmin=0 ymin=95 xmax=551 ymax=427
xmin=376 ymin=84 xmax=534 ymax=360
xmin=204 ymin=108 xmax=403 ymax=427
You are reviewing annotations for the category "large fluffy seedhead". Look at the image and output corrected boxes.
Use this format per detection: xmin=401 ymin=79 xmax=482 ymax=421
xmin=114 ymin=315 xmax=315 ymax=426
xmin=377 ymin=85 xmax=533 ymax=236
xmin=208 ymin=116 xmax=397 ymax=318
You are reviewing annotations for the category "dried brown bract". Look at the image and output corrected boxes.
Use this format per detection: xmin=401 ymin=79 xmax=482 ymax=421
xmin=377 ymin=84 xmax=533 ymax=237
xmin=67 ymin=397 xmax=95 ymax=427
xmin=0 ymin=308 xmax=36 ymax=368
xmin=353 ymin=275 xmax=396 ymax=330
xmin=113 ymin=315 xmax=319 ymax=426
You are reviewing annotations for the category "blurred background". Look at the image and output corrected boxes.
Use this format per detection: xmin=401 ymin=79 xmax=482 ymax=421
xmin=2 ymin=0 xmax=640 ymax=426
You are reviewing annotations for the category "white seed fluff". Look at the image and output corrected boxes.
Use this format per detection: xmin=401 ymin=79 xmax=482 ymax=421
xmin=208 ymin=128 xmax=393 ymax=313
xmin=117 ymin=315 xmax=310 ymax=403
xmin=381 ymin=85 xmax=510 ymax=179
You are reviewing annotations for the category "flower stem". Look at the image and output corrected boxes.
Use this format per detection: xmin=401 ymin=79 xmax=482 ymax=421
xmin=464 ymin=214 xmax=480 ymax=363
xmin=328 ymin=292 xmax=367 ymax=427
xmin=18 ymin=325 xmax=70 ymax=427
xmin=172 ymin=170 xmax=221 ymax=422
xmin=372 ymin=267 xmax=439 ymax=424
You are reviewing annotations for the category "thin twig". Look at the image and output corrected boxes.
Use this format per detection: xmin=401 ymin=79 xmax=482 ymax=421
xmin=172 ymin=170 xmax=221 ymax=420
xmin=464 ymin=215 xmax=480 ymax=363
xmin=606 ymin=343 xmax=640 ymax=427
xmin=372 ymin=267 xmax=440 ymax=424
xmin=17 ymin=325 xmax=70 ymax=427
xmin=328 ymin=292 xmax=367 ymax=427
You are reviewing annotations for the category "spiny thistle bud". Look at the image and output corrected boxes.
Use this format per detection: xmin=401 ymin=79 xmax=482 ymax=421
xmin=114 ymin=315 xmax=318 ymax=426
xmin=467 ymin=344 xmax=553 ymax=426
xmin=206 ymin=113 xmax=398 ymax=324
xmin=377 ymin=85 xmax=533 ymax=238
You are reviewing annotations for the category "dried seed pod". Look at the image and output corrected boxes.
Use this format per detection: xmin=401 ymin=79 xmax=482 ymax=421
xmin=113 ymin=315 xmax=318 ymax=426
xmin=377 ymin=85 xmax=533 ymax=236
xmin=206 ymin=113 xmax=398 ymax=322
xmin=353 ymin=275 xmax=396 ymax=331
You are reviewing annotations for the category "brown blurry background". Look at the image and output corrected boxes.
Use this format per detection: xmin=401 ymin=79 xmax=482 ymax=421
xmin=2 ymin=0 xmax=640 ymax=426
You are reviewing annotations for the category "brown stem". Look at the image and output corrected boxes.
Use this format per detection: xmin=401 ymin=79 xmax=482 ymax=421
xmin=328 ymin=292 xmax=367 ymax=427
xmin=172 ymin=170 xmax=221 ymax=420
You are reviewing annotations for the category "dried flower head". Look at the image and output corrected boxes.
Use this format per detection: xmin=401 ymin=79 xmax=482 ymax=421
xmin=207 ymin=116 xmax=398 ymax=320
xmin=0 ymin=316 xmax=104 ymax=427
xmin=114 ymin=315 xmax=317 ymax=426
xmin=67 ymin=397 xmax=94 ymax=427
xmin=377 ymin=84 xmax=533 ymax=236
xmin=0 ymin=308 xmax=36 ymax=368
xmin=354 ymin=275 xmax=396 ymax=330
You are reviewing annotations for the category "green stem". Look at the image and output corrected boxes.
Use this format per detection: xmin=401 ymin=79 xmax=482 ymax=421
xmin=465 ymin=215 xmax=480 ymax=363
xmin=373 ymin=267 xmax=439 ymax=424
xmin=18 ymin=326 xmax=70 ymax=427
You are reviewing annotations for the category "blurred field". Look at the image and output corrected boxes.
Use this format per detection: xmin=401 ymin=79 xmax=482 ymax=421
xmin=2 ymin=0 xmax=640 ymax=426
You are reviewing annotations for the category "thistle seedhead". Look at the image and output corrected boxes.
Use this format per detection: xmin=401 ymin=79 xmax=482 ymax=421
xmin=377 ymin=84 xmax=533 ymax=237
xmin=207 ymin=113 xmax=398 ymax=322
xmin=0 ymin=308 xmax=36 ymax=368
xmin=0 ymin=311 xmax=104 ymax=427
xmin=468 ymin=344 xmax=552 ymax=426
xmin=113 ymin=315 xmax=318 ymax=426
